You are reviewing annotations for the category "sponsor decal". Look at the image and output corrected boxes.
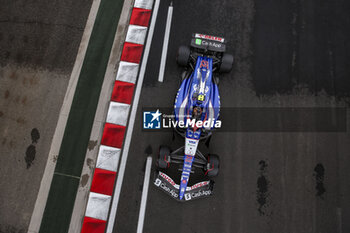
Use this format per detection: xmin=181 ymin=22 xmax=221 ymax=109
xmin=154 ymin=178 xmax=161 ymax=186
xmin=200 ymin=60 xmax=209 ymax=69
xmin=193 ymin=129 xmax=201 ymax=139
xmin=155 ymin=172 xmax=213 ymax=201
xmin=157 ymin=176 xmax=210 ymax=191
xmin=180 ymin=157 xmax=192 ymax=181
xmin=185 ymin=139 xmax=198 ymax=156
xmin=184 ymin=193 xmax=191 ymax=200
xmin=195 ymin=33 xmax=225 ymax=43
xmin=190 ymin=181 xmax=210 ymax=190
xmin=184 ymin=189 xmax=212 ymax=200
xmin=187 ymin=130 xmax=193 ymax=138
xmin=154 ymin=178 xmax=179 ymax=198
xmin=159 ymin=172 xmax=176 ymax=186
xmin=195 ymin=38 xmax=202 ymax=45
xmin=201 ymin=40 xmax=222 ymax=48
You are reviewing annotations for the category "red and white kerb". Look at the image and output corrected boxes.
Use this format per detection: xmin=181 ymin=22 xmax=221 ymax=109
xmin=81 ymin=0 xmax=154 ymax=232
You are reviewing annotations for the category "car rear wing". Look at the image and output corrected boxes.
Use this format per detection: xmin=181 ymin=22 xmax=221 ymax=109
xmin=154 ymin=171 xmax=214 ymax=201
xmin=191 ymin=33 xmax=226 ymax=53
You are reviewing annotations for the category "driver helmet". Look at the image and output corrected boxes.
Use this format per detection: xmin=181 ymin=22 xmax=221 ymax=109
xmin=192 ymin=106 xmax=202 ymax=119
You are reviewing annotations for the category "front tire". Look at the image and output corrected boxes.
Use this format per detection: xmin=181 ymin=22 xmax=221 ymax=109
xmin=158 ymin=146 xmax=171 ymax=169
xmin=205 ymin=154 xmax=220 ymax=177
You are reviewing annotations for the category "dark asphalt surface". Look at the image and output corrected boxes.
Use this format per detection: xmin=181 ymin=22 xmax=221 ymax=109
xmin=0 ymin=0 xmax=92 ymax=71
xmin=0 ymin=0 xmax=92 ymax=232
xmin=114 ymin=0 xmax=350 ymax=233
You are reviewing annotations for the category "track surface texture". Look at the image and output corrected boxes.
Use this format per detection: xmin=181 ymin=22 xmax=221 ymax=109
xmin=114 ymin=1 xmax=350 ymax=233
xmin=0 ymin=1 xmax=92 ymax=232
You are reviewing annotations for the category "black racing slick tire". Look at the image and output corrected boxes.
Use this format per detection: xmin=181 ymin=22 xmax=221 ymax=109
xmin=158 ymin=146 xmax=171 ymax=169
xmin=219 ymin=53 xmax=234 ymax=73
xmin=177 ymin=45 xmax=191 ymax=66
xmin=205 ymin=154 xmax=220 ymax=177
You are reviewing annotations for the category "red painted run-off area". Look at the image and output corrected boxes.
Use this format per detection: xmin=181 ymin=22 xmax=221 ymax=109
xmin=80 ymin=3 xmax=153 ymax=233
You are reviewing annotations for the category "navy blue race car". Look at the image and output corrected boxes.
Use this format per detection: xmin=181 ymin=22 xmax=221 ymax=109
xmin=154 ymin=33 xmax=233 ymax=201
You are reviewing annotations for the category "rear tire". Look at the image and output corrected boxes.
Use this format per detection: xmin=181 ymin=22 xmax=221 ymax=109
xmin=219 ymin=53 xmax=234 ymax=73
xmin=205 ymin=154 xmax=219 ymax=177
xmin=158 ymin=146 xmax=171 ymax=169
xmin=177 ymin=46 xmax=191 ymax=66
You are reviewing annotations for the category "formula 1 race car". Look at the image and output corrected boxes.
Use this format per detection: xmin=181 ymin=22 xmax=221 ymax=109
xmin=154 ymin=33 xmax=233 ymax=201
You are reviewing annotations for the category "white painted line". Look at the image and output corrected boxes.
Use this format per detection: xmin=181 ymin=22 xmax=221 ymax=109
xmin=53 ymin=172 xmax=80 ymax=179
xmin=105 ymin=0 xmax=160 ymax=231
xmin=116 ymin=61 xmax=139 ymax=84
xmin=106 ymin=101 xmax=130 ymax=126
xmin=126 ymin=25 xmax=148 ymax=45
xmin=85 ymin=192 xmax=111 ymax=221
xmin=134 ymin=0 xmax=154 ymax=10
xmin=136 ymin=157 xmax=153 ymax=233
xmin=96 ymin=145 xmax=121 ymax=172
xmin=337 ymin=207 xmax=342 ymax=233
xmin=158 ymin=2 xmax=173 ymax=83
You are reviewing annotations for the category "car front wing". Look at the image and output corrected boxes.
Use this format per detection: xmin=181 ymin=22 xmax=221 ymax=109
xmin=153 ymin=171 xmax=214 ymax=201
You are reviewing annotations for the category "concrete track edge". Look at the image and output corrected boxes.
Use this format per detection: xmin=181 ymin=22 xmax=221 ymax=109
xmin=68 ymin=0 xmax=135 ymax=232
xmin=28 ymin=0 xmax=103 ymax=232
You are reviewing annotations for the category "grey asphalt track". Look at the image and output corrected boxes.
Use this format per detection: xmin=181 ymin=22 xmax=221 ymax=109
xmin=113 ymin=0 xmax=350 ymax=233
xmin=0 ymin=1 xmax=92 ymax=232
